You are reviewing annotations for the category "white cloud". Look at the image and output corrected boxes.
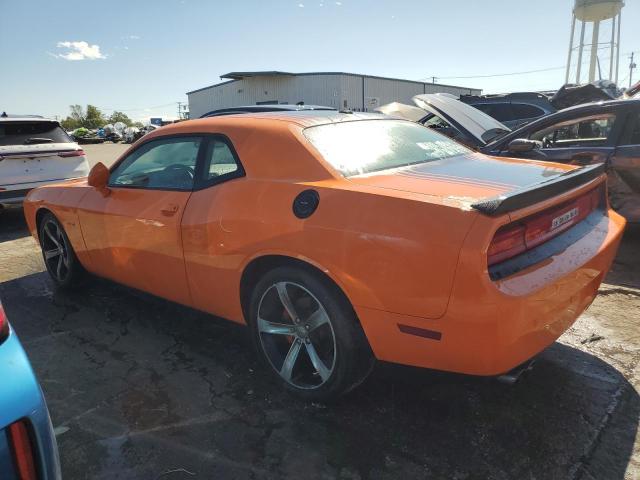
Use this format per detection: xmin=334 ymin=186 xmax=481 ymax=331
xmin=55 ymin=41 xmax=106 ymax=61
xmin=129 ymin=35 xmax=141 ymax=40
xmin=298 ymin=2 xmax=304 ymax=6
xmin=335 ymin=1 xmax=342 ymax=4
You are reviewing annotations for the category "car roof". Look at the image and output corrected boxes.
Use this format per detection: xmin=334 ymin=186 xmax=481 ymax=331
xmin=180 ymin=110 xmax=387 ymax=130
xmin=200 ymin=104 xmax=337 ymax=118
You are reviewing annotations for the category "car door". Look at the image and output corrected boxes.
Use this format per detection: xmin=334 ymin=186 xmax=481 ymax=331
xmin=78 ymin=135 xmax=203 ymax=306
xmin=180 ymin=135 xmax=246 ymax=321
xmin=506 ymin=112 xmax=619 ymax=165
xmin=610 ymin=109 xmax=640 ymax=222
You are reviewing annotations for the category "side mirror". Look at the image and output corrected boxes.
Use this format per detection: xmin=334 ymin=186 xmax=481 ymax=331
xmin=87 ymin=162 xmax=111 ymax=197
xmin=508 ymin=138 xmax=542 ymax=153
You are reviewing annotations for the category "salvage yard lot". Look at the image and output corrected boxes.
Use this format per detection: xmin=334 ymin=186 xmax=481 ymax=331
xmin=1 ymin=145 xmax=639 ymax=479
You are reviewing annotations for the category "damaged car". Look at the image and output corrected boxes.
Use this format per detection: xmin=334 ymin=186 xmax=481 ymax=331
xmin=23 ymin=111 xmax=625 ymax=400
xmin=380 ymin=94 xmax=640 ymax=223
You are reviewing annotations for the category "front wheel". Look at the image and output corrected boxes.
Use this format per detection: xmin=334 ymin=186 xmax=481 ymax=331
xmin=38 ymin=212 xmax=85 ymax=289
xmin=248 ymin=266 xmax=374 ymax=401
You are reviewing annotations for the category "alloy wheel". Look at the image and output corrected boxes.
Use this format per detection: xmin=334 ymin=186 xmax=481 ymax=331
xmin=41 ymin=220 xmax=70 ymax=283
xmin=257 ymin=281 xmax=336 ymax=389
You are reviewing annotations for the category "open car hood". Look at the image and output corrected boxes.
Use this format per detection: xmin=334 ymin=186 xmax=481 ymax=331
xmin=550 ymin=81 xmax=618 ymax=109
xmin=378 ymin=94 xmax=511 ymax=148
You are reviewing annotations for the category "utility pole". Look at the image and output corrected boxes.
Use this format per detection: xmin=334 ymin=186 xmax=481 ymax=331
xmin=431 ymin=76 xmax=438 ymax=84
xmin=177 ymin=102 xmax=183 ymax=120
xmin=630 ymin=52 xmax=637 ymax=88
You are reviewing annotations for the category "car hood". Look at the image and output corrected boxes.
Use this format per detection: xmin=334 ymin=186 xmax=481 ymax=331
xmin=411 ymin=94 xmax=511 ymax=146
xmin=347 ymin=152 xmax=571 ymax=208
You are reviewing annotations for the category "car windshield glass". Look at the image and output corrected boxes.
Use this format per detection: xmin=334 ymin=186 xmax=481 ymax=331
xmin=0 ymin=121 xmax=71 ymax=146
xmin=303 ymin=119 xmax=471 ymax=176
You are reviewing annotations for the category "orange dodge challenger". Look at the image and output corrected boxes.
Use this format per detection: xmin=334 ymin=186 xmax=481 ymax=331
xmin=24 ymin=111 xmax=625 ymax=400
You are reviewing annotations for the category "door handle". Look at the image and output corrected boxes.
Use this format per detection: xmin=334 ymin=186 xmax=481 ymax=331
xmin=161 ymin=203 xmax=180 ymax=216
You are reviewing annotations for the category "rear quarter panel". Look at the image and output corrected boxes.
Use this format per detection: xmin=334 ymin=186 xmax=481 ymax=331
xmin=183 ymin=161 xmax=478 ymax=324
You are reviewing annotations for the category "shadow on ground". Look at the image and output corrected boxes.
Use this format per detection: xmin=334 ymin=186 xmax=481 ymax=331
xmin=0 ymin=271 xmax=637 ymax=480
xmin=0 ymin=207 xmax=31 ymax=242
xmin=605 ymin=223 xmax=640 ymax=290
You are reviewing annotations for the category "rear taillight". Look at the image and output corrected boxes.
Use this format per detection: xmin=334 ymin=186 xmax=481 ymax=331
xmin=488 ymin=186 xmax=603 ymax=267
xmin=58 ymin=149 xmax=85 ymax=157
xmin=487 ymin=224 xmax=526 ymax=265
xmin=8 ymin=420 xmax=38 ymax=480
xmin=0 ymin=302 xmax=8 ymax=342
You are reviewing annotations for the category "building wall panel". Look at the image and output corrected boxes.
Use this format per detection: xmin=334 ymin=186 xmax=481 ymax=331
xmin=188 ymin=73 xmax=482 ymax=118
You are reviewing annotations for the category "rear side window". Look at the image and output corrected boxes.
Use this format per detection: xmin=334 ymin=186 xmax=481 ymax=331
xmin=304 ymin=119 xmax=470 ymax=177
xmin=511 ymin=103 xmax=545 ymax=119
xmin=201 ymin=140 xmax=240 ymax=180
xmin=110 ymin=137 xmax=201 ymax=190
xmin=0 ymin=122 xmax=71 ymax=146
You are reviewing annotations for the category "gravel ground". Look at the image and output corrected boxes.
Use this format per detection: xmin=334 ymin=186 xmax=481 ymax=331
xmin=0 ymin=144 xmax=638 ymax=479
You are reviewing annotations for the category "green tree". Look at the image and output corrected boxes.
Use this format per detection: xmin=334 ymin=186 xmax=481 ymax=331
xmin=59 ymin=104 xmax=105 ymax=130
xmin=132 ymin=121 xmax=144 ymax=128
xmin=85 ymin=105 xmax=105 ymax=129
xmin=108 ymin=111 xmax=134 ymax=126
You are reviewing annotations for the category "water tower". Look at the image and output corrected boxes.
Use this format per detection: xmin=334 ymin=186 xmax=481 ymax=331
xmin=565 ymin=0 xmax=624 ymax=84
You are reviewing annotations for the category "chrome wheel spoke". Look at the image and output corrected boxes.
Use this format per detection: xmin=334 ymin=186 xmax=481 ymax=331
xmin=44 ymin=248 xmax=61 ymax=260
xmin=56 ymin=255 xmax=64 ymax=280
xmin=276 ymin=282 xmax=299 ymax=322
xmin=44 ymin=223 xmax=60 ymax=248
xmin=305 ymin=307 xmax=330 ymax=332
xmin=305 ymin=341 xmax=331 ymax=382
xmin=280 ymin=340 xmax=303 ymax=382
xmin=258 ymin=317 xmax=297 ymax=336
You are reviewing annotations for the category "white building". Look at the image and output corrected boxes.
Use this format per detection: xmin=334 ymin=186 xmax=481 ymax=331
xmin=187 ymin=71 xmax=482 ymax=119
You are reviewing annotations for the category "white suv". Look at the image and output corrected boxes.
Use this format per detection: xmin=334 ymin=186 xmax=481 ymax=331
xmin=0 ymin=116 xmax=90 ymax=206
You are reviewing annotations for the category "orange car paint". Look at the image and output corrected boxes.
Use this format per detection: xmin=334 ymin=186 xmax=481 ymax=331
xmin=23 ymin=113 xmax=626 ymax=377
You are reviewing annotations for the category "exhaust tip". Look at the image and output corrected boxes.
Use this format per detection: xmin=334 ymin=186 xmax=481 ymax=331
xmin=497 ymin=359 xmax=536 ymax=385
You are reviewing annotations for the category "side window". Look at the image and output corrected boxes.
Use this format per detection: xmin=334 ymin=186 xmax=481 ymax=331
xmin=109 ymin=137 xmax=201 ymax=190
xmin=511 ymin=103 xmax=545 ymax=120
xmin=620 ymin=113 xmax=640 ymax=146
xmin=199 ymin=138 xmax=242 ymax=185
xmin=529 ymin=114 xmax=616 ymax=148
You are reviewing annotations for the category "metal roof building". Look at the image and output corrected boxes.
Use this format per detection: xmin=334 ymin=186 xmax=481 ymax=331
xmin=186 ymin=71 xmax=482 ymax=119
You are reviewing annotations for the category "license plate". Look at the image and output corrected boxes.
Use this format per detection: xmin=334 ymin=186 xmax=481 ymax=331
xmin=551 ymin=207 xmax=579 ymax=230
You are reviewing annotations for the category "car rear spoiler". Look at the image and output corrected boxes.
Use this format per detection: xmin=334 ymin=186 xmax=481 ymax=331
xmin=471 ymin=163 xmax=605 ymax=216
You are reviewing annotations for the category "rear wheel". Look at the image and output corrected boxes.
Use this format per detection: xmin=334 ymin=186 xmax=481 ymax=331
xmin=38 ymin=212 xmax=84 ymax=289
xmin=248 ymin=266 xmax=374 ymax=401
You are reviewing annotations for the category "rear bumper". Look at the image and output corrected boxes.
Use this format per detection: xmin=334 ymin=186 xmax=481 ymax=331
xmin=356 ymin=209 xmax=625 ymax=376
xmin=0 ymin=327 xmax=61 ymax=480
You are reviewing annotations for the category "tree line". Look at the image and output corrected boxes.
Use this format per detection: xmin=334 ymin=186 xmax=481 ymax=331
xmin=60 ymin=104 xmax=144 ymax=131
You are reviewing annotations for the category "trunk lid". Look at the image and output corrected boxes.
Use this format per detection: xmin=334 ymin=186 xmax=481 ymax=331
xmin=348 ymin=152 xmax=575 ymax=208
xmin=0 ymin=143 xmax=87 ymax=186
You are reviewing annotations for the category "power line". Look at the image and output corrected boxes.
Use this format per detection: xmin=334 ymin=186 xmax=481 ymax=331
xmin=421 ymin=49 xmax=640 ymax=82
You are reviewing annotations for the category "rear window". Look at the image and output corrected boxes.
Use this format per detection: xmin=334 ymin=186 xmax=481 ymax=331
xmin=303 ymin=120 xmax=470 ymax=177
xmin=0 ymin=121 xmax=71 ymax=146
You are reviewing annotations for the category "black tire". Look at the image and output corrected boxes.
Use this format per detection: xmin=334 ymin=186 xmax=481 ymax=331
xmin=248 ymin=266 xmax=374 ymax=401
xmin=38 ymin=212 xmax=85 ymax=289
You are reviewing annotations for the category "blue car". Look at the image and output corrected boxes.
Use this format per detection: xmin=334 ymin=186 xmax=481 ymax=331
xmin=0 ymin=302 xmax=60 ymax=479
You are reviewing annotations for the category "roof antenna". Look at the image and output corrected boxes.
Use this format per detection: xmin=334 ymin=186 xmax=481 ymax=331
xmin=1 ymin=112 xmax=7 ymax=118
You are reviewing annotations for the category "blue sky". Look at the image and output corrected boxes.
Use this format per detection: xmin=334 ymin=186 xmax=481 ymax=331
xmin=1 ymin=0 xmax=639 ymax=122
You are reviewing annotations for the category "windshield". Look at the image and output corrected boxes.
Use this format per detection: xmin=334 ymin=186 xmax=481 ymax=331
xmin=304 ymin=119 xmax=471 ymax=177
xmin=0 ymin=121 xmax=72 ymax=146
